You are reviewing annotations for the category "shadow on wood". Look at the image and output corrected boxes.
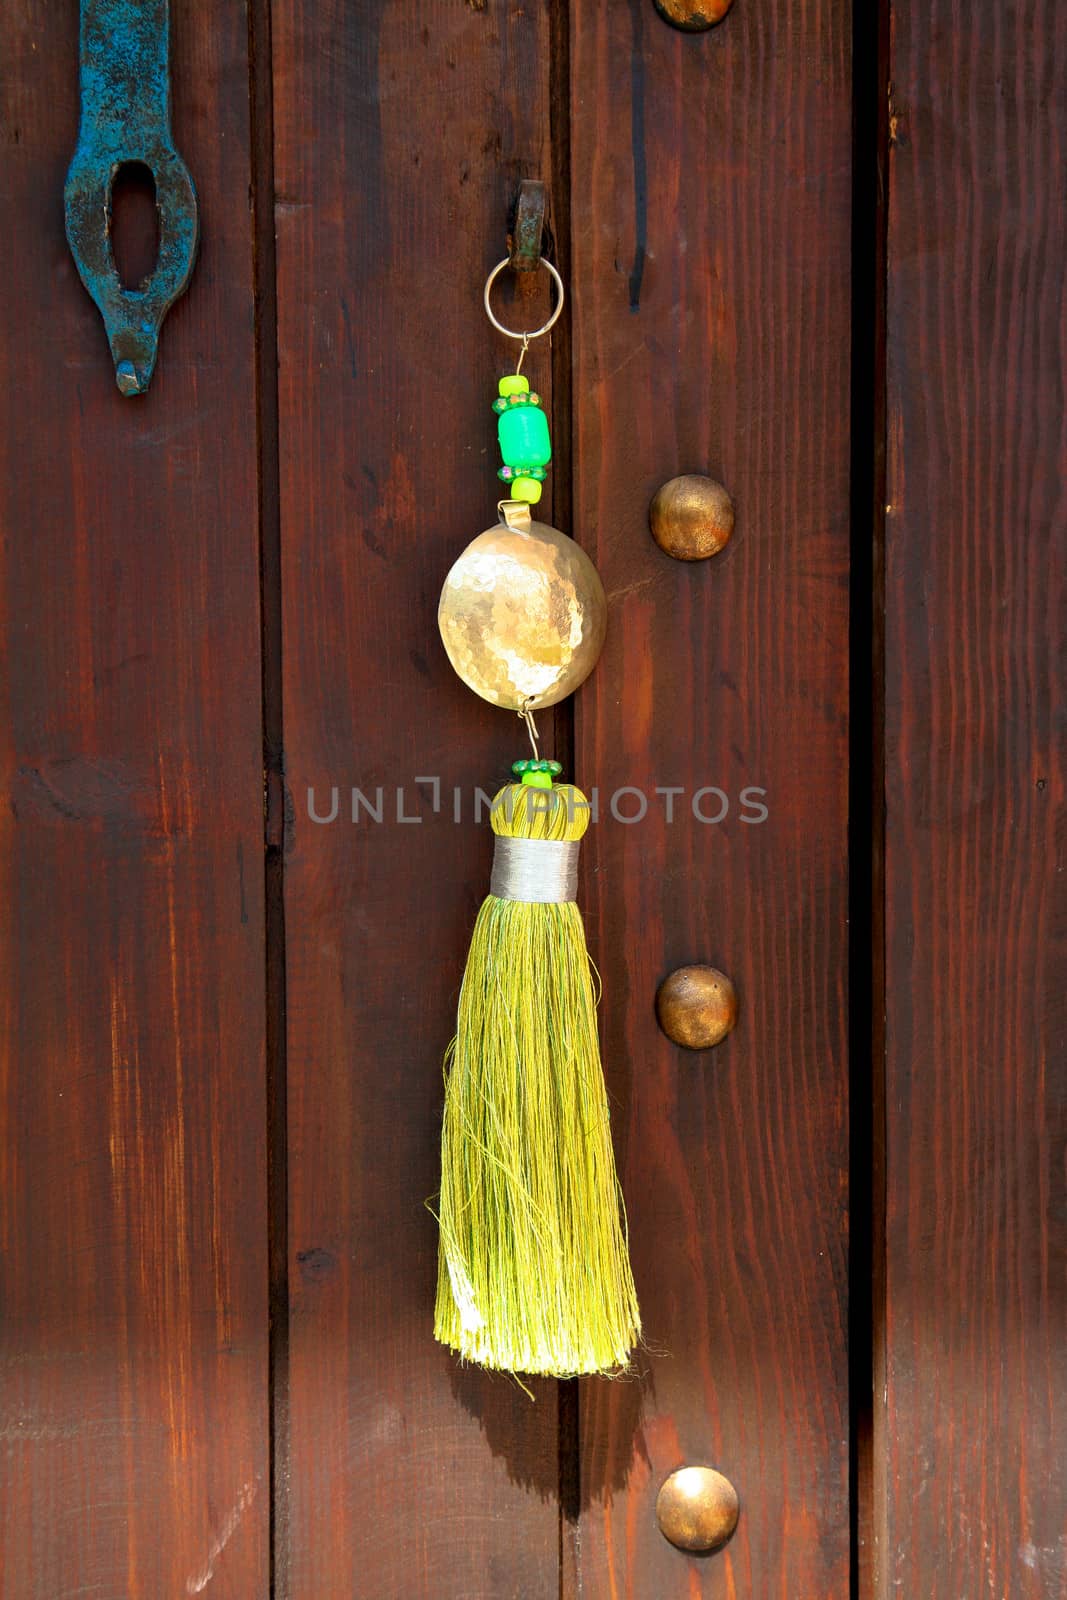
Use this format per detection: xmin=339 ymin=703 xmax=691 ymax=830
xmin=448 ymin=1349 xmax=653 ymax=1510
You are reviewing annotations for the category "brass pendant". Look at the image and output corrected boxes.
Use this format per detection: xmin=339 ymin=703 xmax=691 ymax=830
xmin=438 ymin=511 xmax=606 ymax=711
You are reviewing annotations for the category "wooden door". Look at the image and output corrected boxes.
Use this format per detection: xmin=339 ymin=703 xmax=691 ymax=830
xmin=0 ymin=4 xmax=270 ymax=1594
xmin=880 ymin=4 xmax=1067 ymax=1594
xmin=0 ymin=2 xmax=1061 ymax=1597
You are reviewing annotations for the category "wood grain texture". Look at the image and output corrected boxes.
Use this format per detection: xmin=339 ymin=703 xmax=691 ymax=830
xmin=884 ymin=3 xmax=1067 ymax=1594
xmin=0 ymin=4 xmax=269 ymax=1598
xmin=271 ymin=3 xmax=563 ymax=1593
xmin=569 ymin=2 xmax=853 ymax=1593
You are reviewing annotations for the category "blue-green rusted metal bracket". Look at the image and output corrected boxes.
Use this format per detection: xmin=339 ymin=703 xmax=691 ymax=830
xmin=64 ymin=0 xmax=198 ymax=396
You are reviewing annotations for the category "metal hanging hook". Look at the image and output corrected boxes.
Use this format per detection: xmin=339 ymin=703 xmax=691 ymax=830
xmin=508 ymin=179 xmax=548 ymax=273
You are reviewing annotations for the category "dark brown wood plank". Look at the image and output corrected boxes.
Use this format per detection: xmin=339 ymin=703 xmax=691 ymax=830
xmin=883 ymin=4 xmax=1067 ymax=1594
xmin=0 ymin=5 xmax=269 ymax=1597
xmin=569 ymin=3 xmax=853 ymax=1593
xmin=271 ymin=4 xmax=562 ymax=1593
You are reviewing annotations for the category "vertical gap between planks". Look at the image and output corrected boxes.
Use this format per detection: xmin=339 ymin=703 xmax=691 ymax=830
xmin=248 ymin=0 xmax=289 ymax=1595
xmin=549 ymin=0 xmax=581 ymax=1593
xmin=849 ymin=0 xmax=890 ymax=1593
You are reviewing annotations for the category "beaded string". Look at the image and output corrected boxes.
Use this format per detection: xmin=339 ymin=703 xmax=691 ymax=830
xmin=493 ymin=360 xmax=551 ymax=507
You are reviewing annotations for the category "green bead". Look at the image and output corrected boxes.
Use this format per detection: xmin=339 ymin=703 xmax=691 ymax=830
xmin=546 ymin=760 xmax=563 ymax=775
xmin=512 ymin=476 xmax=542 ymax=503
xmin=521 ymin=770 xmax=553 ymax=789
xmin=498 ymin=404 xmax=551 ymax=469
xmin=498 ymin=374 xmax=530 ymax=397
xmin=511 ymin=758 xmax=531 ymax=774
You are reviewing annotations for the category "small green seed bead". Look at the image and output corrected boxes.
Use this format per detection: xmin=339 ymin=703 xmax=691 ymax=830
xmin=498 ymin=374 xmax=530 ymax=397
xmin=513 ymin=476 xmax=542 ymax=503
xmin=547 ymin=760 xmax=563 ymax=775
xmin=511 ymin=758 xmax=531 ymax=774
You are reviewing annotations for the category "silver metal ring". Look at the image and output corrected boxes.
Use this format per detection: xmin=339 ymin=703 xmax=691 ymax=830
xmin=483 ymin=257 xmax=565 ymax=341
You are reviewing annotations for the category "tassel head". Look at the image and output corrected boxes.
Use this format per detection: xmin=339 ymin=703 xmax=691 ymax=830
xmin=490 ymin=779 xmax=590 ymax=843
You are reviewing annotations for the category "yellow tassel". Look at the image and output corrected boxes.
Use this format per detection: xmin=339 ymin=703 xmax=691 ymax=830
xmin=435 ymin=782 xmax=641 ymax=1377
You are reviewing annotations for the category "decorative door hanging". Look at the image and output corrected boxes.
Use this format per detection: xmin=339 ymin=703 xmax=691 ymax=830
xmin=434 ymin=208 xmax=641 ymax=1381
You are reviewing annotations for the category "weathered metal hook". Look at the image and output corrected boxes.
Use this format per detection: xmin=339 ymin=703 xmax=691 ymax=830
xmin=508 ymin=180 xmax=548 ymax=274
xmin=64 ymin=0 xmax=199 ymax=396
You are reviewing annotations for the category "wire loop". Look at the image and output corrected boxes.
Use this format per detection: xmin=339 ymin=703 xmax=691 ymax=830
xmin=483 ymin=257 xmax=564 ymax=342
xmin=519 ymin=703 xmax=541 ymax=760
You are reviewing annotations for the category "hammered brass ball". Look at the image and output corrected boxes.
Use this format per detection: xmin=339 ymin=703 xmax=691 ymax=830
xmin=656 ymin=966 xmax=738 ymax=1049
xmin=649 ymin=475 xmax=735 ymax=561
xmin=656 ymin=1467 xmax=740 ymax=1552
xmin=438 ymin=520 xmax=607 ymax=711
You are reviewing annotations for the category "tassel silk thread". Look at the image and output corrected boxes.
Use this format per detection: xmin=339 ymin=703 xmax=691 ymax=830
xmin=434 ymin=781 xmax=641 ymax=1377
